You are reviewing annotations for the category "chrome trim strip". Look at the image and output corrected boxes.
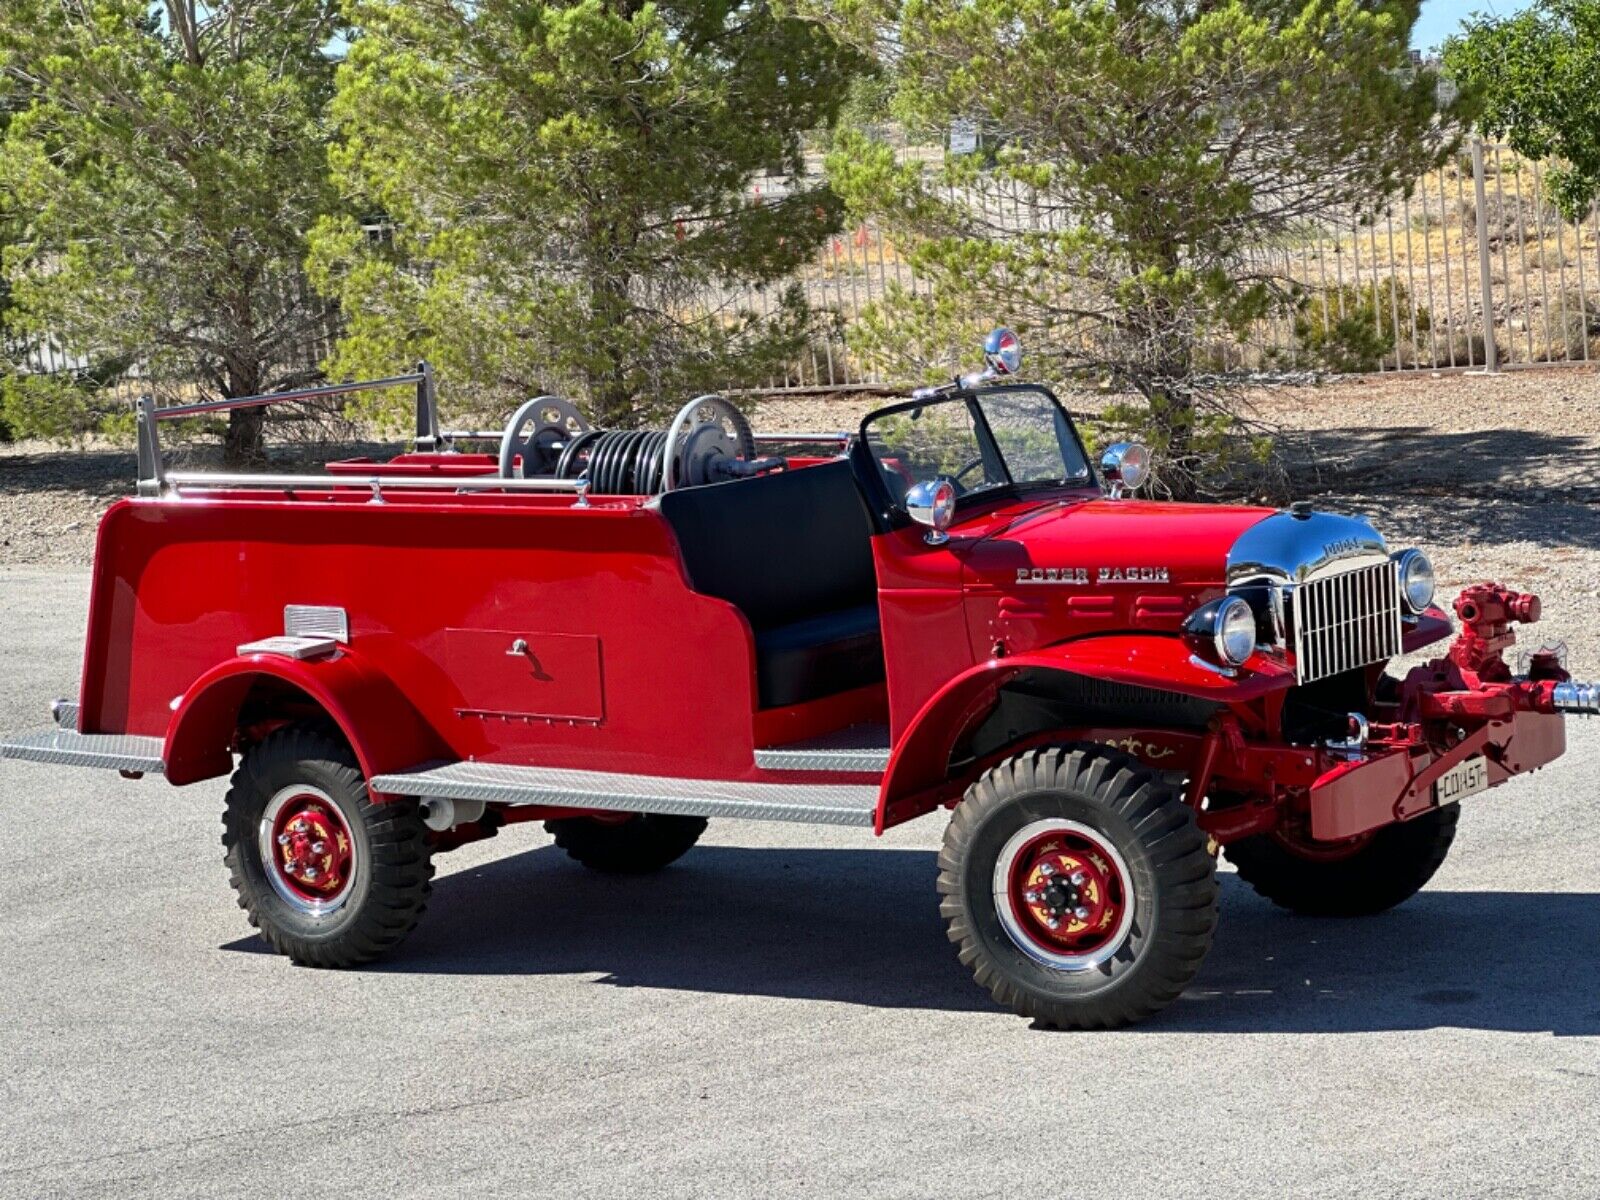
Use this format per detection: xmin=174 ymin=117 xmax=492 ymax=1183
xmin=162 ymin=471 xmax=583 ymax=495
xmin=371 ymin=761 xmax=878 ymax=827
xmin=154 ymin=372 xmax=426 ymax=421
xmin=0 ymin=729 xmax=166 ymax=774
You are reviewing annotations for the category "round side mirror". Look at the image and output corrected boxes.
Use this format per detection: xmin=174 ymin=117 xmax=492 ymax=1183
xmin=983 ymin=327 xmax=1022 ymax=377
xmin=1100 ymin=442 xmax=1150 ymax=498
xmin=905 ymin=478 xmax=957 ymax=545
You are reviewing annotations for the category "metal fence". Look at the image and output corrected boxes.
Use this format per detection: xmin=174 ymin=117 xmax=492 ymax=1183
xmin=12 ymin=137 xmax=1598 ymax=408
xmin=732 ymin=135 xmax=1600 ymax=389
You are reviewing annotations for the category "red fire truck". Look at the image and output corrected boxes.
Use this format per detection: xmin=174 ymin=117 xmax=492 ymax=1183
xmin=4 ymin=330 xmax=1592 ymax=1028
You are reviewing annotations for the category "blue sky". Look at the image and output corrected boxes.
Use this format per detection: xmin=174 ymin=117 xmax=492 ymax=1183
xmin=1413 ymin=0 xmax=1535 ymax=51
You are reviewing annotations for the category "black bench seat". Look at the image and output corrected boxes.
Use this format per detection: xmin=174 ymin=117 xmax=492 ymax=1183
xmin=659 ymin=460 xmax=886 ymax=708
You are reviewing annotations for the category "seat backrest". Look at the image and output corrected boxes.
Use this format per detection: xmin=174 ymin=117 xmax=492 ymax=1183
xmin=658 ymin=460 xmax=877 ymax=630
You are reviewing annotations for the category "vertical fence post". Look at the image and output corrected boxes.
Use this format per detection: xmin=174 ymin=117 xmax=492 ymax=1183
xmin=1471 ymin=137 xmax=1499 ymax=371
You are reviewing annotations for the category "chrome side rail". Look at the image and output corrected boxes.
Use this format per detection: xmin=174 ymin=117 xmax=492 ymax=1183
xmin=161 ymin=471 xmax=583 ymax=500
xmin=137 ymin=364 xmax=438 ymax=497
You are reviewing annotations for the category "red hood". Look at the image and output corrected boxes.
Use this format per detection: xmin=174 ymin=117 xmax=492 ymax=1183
xmin=962 ymin=497 xmax=1274 ymax=590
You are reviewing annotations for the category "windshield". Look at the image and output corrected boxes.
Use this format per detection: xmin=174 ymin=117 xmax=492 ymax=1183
xmin=862 ymin=385 xmax=1093 ymax=507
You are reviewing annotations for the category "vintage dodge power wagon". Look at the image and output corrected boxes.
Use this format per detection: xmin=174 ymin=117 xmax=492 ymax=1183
xmin=4 ymin=329 xmax=1594 ymax=1028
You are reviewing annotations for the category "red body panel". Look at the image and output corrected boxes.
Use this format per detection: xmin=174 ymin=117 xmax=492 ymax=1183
xmin=82 ymin=495 xmax=776 ymax=780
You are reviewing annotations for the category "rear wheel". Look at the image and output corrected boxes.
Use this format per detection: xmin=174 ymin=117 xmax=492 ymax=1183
xmin=1226 ymin=805 xmax=1459 ymax=916
xmin=545 ymin=813 xmax=707 ymax=874
xmin=939 ymin=745 xmax=1218 ymax=1029
xmin=221 ymin=727 xmax=433 ymax=966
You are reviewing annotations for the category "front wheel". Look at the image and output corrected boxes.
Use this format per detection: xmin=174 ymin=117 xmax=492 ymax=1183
xmin=1226 ymin=805 xmax=1459 ymax=917
xmin=939 ymin=745 xmax=1218 ymax=1029
xmin=221 ymin=726 xmax=434 ymax=967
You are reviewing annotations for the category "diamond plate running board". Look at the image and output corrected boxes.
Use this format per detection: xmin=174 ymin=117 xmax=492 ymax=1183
xmin=1 ymin=728 xmax=166 ymax=774
xmin=371 ymin=761 xmax=879 ymax=827
xmin=755 ymin=723 xmax=891 ymax=773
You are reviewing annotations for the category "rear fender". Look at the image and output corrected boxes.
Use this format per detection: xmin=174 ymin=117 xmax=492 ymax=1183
xmin=163 ymin=651 xmax=445 ymax=791
xmin=875 ymin=634 xmax=1295 ymax=832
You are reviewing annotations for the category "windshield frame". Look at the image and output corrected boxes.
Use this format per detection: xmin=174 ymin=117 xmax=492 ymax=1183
xmin=852 ymin=383 xmax=1098 ymax=529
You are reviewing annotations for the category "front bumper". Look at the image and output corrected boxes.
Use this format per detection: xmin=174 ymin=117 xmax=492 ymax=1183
xmin=1307 ymin=583 xmax=1584 ymax=841
xmin=1308 ymin=709 xmax=1566 ymax=840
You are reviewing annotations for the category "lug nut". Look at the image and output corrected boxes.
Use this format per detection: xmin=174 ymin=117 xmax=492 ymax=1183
xmin=1039 ymin=863 xmax=1056 ymax=877
xmin=305 ymin=866 xmax=319 ymax=881
xmin=1069 ymin=871 xmax=1086 ymax=886
xmin=1074 ymin=906 xmax=1091 ymax=920
xmin=277 ymin=833 xmax=290 ymax=846
xmin=1045 ymin=918 xmax=1060 ymax=930
xmin=310 ymin=841 xmax=326 ymax=855
xmin=1024 ymin=890 xmax=1039 ymax=903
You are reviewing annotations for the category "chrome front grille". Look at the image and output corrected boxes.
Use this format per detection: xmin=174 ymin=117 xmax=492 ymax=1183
xmin=1291 ymin=561 xmax=1402 ymax=684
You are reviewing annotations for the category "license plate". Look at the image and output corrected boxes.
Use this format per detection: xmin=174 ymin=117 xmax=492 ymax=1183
xmin=1434 ymin=756 xmax=1489 ymax=806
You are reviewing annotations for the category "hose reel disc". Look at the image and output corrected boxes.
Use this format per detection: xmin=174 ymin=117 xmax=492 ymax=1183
xmin=499 ymin=396 xmax=592 ymax=479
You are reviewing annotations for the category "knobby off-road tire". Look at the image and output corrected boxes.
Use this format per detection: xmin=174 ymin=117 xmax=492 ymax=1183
xmin=939 ymin=745 xmax=1218 ymax=1030
xmin=545 ymin=814 xmax=708 ymax=874
xmin=1226 ymin=805 xmax=1459 ymax=917
xmin=221 ymin=726 xmax=434 ymax=967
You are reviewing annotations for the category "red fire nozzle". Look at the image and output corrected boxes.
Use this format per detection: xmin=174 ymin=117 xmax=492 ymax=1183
xmin=1455 ymin=585 xmax=1540 ymax=628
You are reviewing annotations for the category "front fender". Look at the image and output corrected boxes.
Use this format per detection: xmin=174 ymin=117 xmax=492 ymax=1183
xmin=163 ymin=650 xmax=445 ymax=790
xmin=875 ymin=635 xmax=1294 ymax=832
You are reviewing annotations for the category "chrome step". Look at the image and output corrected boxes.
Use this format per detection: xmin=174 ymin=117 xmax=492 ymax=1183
xmin=0 ymin=728 xmax=166 ymax=774
xmin=371 ymin=761 xmax=879 ymax=827
xmin=754 ymin=723 xmax=891 ymax=773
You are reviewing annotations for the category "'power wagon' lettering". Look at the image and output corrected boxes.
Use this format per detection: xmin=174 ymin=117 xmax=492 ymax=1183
xmin=1014 ymin=566 xmax=1169 ymax=585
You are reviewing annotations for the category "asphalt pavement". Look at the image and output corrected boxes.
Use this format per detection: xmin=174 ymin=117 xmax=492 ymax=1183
xmin=1 ymin=567 xmax=1597 ymax=1199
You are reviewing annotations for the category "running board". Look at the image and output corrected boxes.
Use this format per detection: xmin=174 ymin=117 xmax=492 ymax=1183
xmin=371 ymin=761 xmax=879 ymax=827
xmin=755 ymin=723 xmax=891 ymax=773
xmin=0 ymin=728 xmax=166 ymax=774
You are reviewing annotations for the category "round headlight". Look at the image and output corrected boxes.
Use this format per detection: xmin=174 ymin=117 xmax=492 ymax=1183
xmin=1395 ymin=549 xmax=1435 ymax=613
xmin=1215 ymin=595 xmax=1257 ymax=666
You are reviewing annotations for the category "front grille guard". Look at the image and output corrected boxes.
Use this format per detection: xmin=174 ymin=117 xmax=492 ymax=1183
xmin=1285 ymin=560 xmax=1404 ymax=685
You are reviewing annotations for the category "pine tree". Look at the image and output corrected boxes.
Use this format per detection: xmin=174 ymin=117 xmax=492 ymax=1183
xmin=828 ymin=0 xmax=1452 ymax=494
xmin=310 ymin=0 xmax=866 ymax=427
xmin=0 ymin=1 xmax=342 ymax=462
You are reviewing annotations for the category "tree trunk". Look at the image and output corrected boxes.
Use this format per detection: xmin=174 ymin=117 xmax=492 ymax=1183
xmin=221 ymin=358 xmax=265 ymax=467
xmin=585 ymin=267 xmax=635 ymax=426
xmin=223 ymin=407 xmax=266 ymax=466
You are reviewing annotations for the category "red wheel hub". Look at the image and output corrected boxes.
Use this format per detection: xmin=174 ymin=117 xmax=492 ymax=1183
xmin=994 ymin=820 xmax=1135 ymax=970
xmin=267 ymin=794 xmax=355 ymax=905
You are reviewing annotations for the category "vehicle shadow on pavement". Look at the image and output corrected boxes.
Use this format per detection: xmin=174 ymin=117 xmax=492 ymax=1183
xmin=225 ymin=844 xmax=1600 ymax=1034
